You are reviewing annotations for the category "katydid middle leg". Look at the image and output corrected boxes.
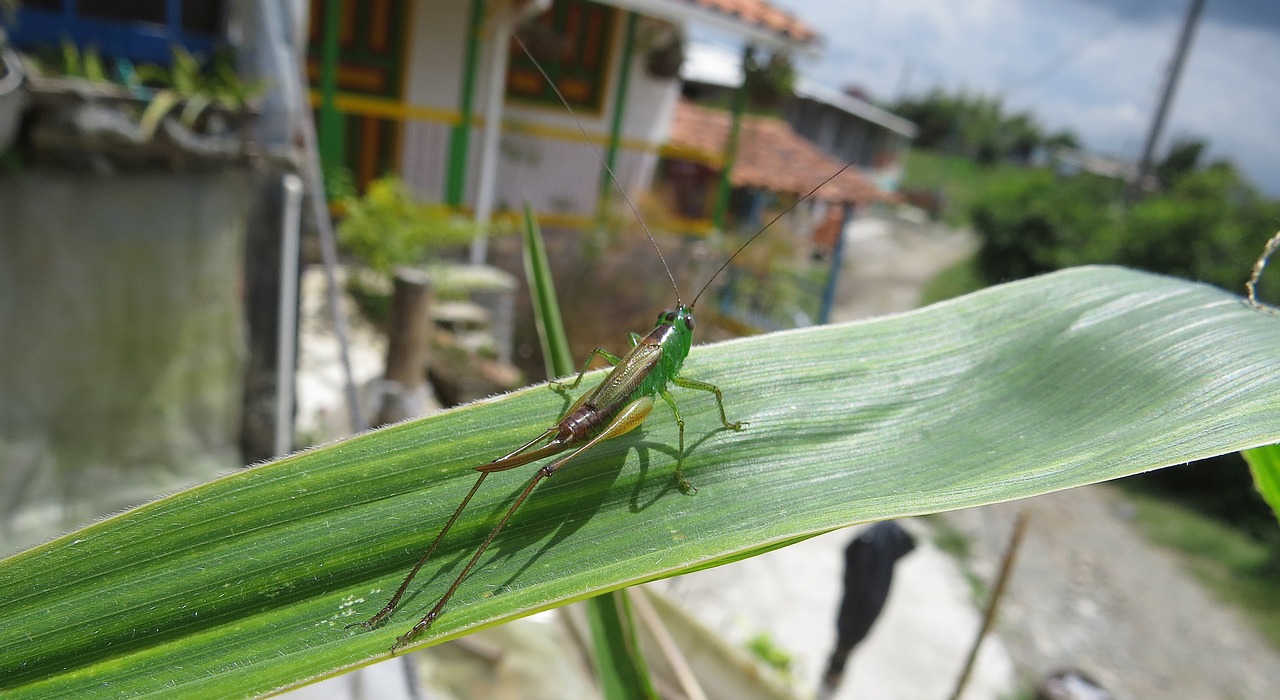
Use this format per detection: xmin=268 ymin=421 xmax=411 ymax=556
xmin=551 ymin=347 xmax=625 ymax=392
xmin=673 ymin=375 xmax=746 ymax=432
xmin=657 ymin=375 xmax=747 ymax=491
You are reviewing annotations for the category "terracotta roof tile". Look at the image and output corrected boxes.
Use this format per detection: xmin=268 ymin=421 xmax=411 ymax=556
xmin=667 ymin=99 xmax=886 ymax=205
xmin=684 ymin=0 xmax=818 ymax=44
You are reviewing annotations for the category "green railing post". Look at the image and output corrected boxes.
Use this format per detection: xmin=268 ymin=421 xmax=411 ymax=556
xmin=446 ymin=0 xmax=486 ymax=207
xmin=317 ymin=0 xmax=344 ymax=171
xmin=819 ymin=203 xmax=855 ymax=324
xmin=713 ymin=43 xmax=752 ymax=231
xmin=598 ymin=11 xmax=638 ymax=224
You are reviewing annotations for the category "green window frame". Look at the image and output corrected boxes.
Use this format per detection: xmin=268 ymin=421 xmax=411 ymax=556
xmin=507 ymin=0 xmax=617 ymax=115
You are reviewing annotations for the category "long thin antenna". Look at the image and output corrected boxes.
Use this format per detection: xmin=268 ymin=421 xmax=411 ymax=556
xmin=513 ymin=33 xmax=683 ymax=304
xmin=691 ymin=162 xmax=855 ymax=307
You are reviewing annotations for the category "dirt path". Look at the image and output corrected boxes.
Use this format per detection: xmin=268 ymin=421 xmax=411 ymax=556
xmin=829 ymin=213 xmax=978 ymax=323
xmin=942 ymin=486 xmax=1280 ymax=700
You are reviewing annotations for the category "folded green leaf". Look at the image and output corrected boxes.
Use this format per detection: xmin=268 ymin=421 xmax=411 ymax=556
xmin=3 ymin=266 xmax=1280 ymax=698
xmin=1243 ymin=444 xmax=1280 ymax=526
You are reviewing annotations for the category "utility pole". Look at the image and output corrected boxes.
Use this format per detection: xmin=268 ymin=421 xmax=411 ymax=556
xmin=1126 ymin=0 xmax=1206 ymax=206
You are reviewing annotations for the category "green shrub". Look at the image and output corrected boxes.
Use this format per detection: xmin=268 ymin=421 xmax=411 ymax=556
xmin=970 ymin=169 xmax=1118 ymax=283
xmin=1094 ymin=166 xmax=1280 ymax=296
xmin=337 ymin=175 xmax=485 ymax=275
xmin=969 ymin=163 xmax=1280 ymax=301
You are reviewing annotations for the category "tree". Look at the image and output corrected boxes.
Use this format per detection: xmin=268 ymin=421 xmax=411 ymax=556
xmin=1154 ymin=137 xmax=1207 ymax=190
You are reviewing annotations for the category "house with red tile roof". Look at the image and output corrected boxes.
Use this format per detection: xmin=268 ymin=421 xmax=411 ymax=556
xmin=661 ymin=97 xmax=897 ymax=251
xmin=680 ymin=39 xmax=918 ymax=196
xmin=305 ymin=0 xmax=836 ymax=258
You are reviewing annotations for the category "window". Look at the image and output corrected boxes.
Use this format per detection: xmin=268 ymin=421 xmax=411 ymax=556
xmin=507 ymin=0 xmax=616 ymax=114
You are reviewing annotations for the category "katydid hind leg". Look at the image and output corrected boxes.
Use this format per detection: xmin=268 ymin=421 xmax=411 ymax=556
xmin=351 ymin=427 xmax=559 ymax=632
xmin=391 ymin=397 xmax=656 ymax=651
xmin=392 ymin=467 xmax=548 ymax=651
xmin=348 ymin=470 xmax=490 ymax=631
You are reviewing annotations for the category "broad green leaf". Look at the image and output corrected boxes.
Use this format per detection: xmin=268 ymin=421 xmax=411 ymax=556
xmin=522 ymin=200 xmax=657 ymax=697
xmin=4 ymin=266 xmax=1280 ymax=698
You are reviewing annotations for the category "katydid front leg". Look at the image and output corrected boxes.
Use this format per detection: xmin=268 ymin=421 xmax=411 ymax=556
xmin=660 ymin=375 xmax=747 ymax=492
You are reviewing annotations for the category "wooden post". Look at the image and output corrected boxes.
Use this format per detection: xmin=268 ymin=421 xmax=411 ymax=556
xmin=377 ymin=267 xmax=434 ymax=425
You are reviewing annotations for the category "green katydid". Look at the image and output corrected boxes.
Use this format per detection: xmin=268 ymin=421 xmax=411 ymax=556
xmin=349 ymin=33 xmax=854 ymax=652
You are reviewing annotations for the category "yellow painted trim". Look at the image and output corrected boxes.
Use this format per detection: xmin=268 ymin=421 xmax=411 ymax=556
xmin=502 ymin=117 xmax=654 ymax=153
xmin=309 ymin=90 xmax=461 ymax=125
xmin=526 ymin=211 xmax=710 ymax=232
xmin=659 ymin=143 xmax=723 ymax=169
xmin=307 ymin=91 xmax=663 ymax=155
xmin=669 ymin=216 xmax=717 ymax=236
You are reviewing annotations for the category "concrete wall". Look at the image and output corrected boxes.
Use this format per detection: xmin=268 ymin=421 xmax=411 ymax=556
xmin=0 ymin=170 xmax=249 ymax=555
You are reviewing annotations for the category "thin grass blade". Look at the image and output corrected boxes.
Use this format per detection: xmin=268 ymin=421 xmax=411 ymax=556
xmin=521 ymin=201 xmax=574 ymax=377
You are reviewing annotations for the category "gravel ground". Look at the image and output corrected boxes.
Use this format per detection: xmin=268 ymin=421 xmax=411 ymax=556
xmin=652 ymin=522 xmax=1017 ymax=699
xmin=942 ymin=487 xmax=1280 ymax=700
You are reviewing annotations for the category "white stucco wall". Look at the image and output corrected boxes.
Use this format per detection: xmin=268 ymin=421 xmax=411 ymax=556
xmin=397 ymin=0 xmax=680 ymax=221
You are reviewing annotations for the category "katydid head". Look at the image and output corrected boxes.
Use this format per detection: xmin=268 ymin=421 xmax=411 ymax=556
xmin=658 ymin=305 xmax=695 ymax=333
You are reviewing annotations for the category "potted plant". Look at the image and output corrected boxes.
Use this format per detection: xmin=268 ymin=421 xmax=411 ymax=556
xmin=743 ymin=48 xmax=795 ymax=110
xmin=641 ymin=19 xmax=685 ymax=80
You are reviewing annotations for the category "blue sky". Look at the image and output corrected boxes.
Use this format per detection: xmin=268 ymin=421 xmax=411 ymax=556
xmin=760 ymin=0 xmax=1280 ymax=196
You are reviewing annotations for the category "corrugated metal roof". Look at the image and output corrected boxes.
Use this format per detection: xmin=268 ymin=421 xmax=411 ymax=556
xmin=682 ymin=41 xmax=918 ymax=138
